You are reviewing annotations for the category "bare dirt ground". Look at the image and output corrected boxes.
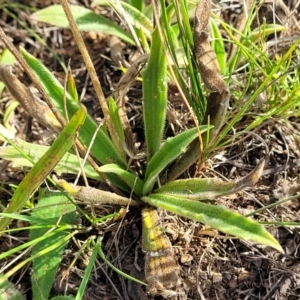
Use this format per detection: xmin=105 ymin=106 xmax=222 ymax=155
xmin=1 ymin=1 xmax=300 ymax=299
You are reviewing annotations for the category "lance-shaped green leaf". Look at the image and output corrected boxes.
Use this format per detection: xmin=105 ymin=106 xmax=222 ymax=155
xmin=108 ymin=97 xmax=126 ymax=148
xmin=31 ymin=5 xmax=134 ymax=45
xmin=67 ymin=70 xmax=79 ymax=103
xmin=0 ymin=138 xmax=130 ymax=194
xmin=93 ymin=1 xmax=152 ymax=38
xmin=0 ymin=138 xmax=101 ymax=181
xmin=0 ymin=276 xmax=24 ymax=300
xmin=99 ymin=164 xmax=143 ymax=196
xmin=142 ymin=193 xmax=283 ymax=253
xmin=143 ymin=126 xmax=208 ymax=195
xmin=156 ymin=159 xmax=265 ymax=199
xmin=30 ymin=193 xmax=76 ymax=300
xmin=143 ymin=26 xmax=167 ymax=160
xmin=0 ymin=106 xmax=86 ymax=232
xmin=20 ymin=48 xmax=126 ymax=168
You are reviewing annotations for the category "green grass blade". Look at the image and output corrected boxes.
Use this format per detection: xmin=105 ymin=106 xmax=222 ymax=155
xmin=214 ymin=35 xmax=300 ymax=146
xmin=142 ymin=26 xmax=167 ymax=159
xmin=20 ymin=48 xmax=127 ymax=167
xmin=0 ymin=106 xmax=86 ymax=232
xmin=210 ymin=18 xmax=226 ymax=74
xmin=0 ymin=212 xmax=78 ymax=229
xmin=0 ymin=231 xmax=77 ymax=287
xmin=74 ymin=239 xmax=98 ymax=300
xmin=142 ymin=193 xmax=283 ymax=253
xmin=0 ymin=225 xmax=74 ymax=260
xmin=95 ymin=237 xmax=146 ymax=286
xmin=170 ymin=0 xmax=206 ymax=120
xmin=143 ymin=126 xmax=208 ymax=195
xmin=246 ymin=24 xmax=285 ymax=47
xmin=31 ymin=5 xmax=134 ymax=45
xmin=30 ymin=193 xmax=76 ymax=300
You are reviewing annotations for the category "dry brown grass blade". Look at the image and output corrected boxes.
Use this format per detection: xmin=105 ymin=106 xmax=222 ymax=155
xmin=193 ymin=0 xmax=226 ymax=93
xmin=0 ymin=65 xmax=61 ymax=132
xmin=60 ymin=0 xmax=125 ymax=160
xmin=234 ymin=158 xmax=265 ymax=192
xmin=193 ymin=0 xmax=229 ymax=141
xmin=0 ymin=28 xmax=67 ymax=128
xmin=114 ymin=54 xmax=149 ymax=158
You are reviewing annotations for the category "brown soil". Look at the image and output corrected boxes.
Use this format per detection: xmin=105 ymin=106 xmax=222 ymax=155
xmin=1 ymin=1 xmax=300 ymax=300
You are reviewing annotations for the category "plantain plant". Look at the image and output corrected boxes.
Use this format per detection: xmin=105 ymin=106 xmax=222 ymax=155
xmin=0 ymin=0 xmax=288 ymax=299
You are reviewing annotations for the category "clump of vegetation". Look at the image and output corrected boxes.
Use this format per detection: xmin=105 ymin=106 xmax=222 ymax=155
xmin=0 ymin=0 xmax=299 ymax=299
